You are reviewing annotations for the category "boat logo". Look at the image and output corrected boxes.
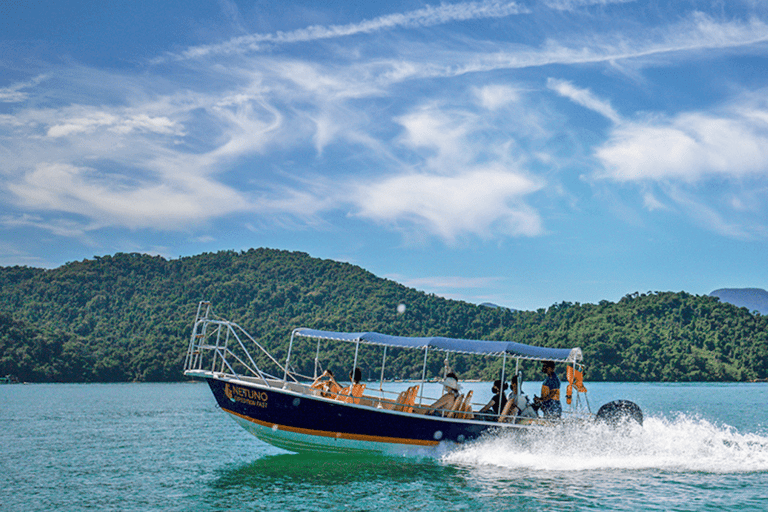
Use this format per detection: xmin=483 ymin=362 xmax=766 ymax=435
xmin=225 ymin=383 xmax=236 ymax=402
xmin=224 ymin=383 xmax=268 ymax=408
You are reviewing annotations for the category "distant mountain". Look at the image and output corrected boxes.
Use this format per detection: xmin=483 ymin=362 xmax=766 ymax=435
xmin=479 ymin=302 xmax=514 ymax=311
xmin=710 ymin=288 xmax=768 ymax=315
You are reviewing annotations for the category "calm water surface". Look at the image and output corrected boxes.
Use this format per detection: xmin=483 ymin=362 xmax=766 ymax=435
xmin=2 ymin=382 xmax=767 ymax=511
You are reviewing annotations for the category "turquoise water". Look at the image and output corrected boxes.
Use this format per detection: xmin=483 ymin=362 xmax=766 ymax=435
xmin=2 ymin=382 xmax=767 ymax=511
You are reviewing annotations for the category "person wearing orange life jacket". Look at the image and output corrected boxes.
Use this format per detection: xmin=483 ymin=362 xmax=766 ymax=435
xmin=534 ymin=360 xmax=562 ymax=419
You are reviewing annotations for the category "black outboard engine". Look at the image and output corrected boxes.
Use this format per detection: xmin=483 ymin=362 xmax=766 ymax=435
xmin=595 ymin=400 xmax=643 ymax=426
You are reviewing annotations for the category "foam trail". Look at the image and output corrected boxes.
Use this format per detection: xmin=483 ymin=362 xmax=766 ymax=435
xmin=443 ymin=415 xmax=768 ymax=473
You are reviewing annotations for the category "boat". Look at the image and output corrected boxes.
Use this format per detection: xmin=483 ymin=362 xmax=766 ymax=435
xmin=0 ymin=374 xmax=19 ymax=384
xmin=184 ymin=301 xmax=642 ymax=454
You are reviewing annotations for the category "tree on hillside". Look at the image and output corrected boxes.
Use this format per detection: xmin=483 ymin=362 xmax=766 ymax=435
xmin=1 ymin=250 xmax=766 ymax=382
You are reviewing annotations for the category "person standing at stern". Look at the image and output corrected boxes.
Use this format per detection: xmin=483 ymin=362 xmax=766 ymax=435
xmin=535 ymin=361 xmax=562 ymax=419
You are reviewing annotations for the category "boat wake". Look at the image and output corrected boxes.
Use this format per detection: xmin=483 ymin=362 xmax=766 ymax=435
xmin=442 ymin=415 xmax=768 ymax=473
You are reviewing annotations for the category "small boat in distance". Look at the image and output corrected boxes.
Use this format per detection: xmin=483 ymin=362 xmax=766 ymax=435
xmin=184 ymin=302 xmax=642 ymax=454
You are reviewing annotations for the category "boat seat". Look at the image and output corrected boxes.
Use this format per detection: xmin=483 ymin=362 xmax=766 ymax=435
xmin=445 ymin=393 xmax=465 ymax=418
xmin=403 ymin=385 xmax=419 ymax=413
xmin=393 ymin=390 xmax=409 ymax=411
xmin=338 ymin=383 xmax=366 ymax=404
xmin=498 ymin=396 xmax=517 ymax=423
xmin=394 ymin=385 xmax=419 ymax=412
xmin=458 ymin=390 xmax=474 ymax=419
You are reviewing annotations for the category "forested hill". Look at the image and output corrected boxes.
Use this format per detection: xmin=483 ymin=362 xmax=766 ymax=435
xmin=1 ymin=249 xmax=767 ymax=383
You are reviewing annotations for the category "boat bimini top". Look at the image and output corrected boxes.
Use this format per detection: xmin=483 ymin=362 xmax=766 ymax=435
xmin=293 ymin=328 xmax=583 ymax=363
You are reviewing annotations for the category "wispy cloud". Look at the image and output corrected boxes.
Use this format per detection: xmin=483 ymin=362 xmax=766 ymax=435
xmin=160 ymin=0 xmax=529 ymax=62
xmin=0 ymin=213 xmax=97 ymax=243
xmin=543 ymin=0 xmax=636 ymax=11
xmin=663 ymin=184 xmax=755 ymax=240
xmin=393 ymin=274 xmax=503 ymax=291
xmin=46 ymin=112 xmax=183 ymax=138
xmin=6 ymin=162 xmax=249 ymax=230
xmin=547 ymin=78 xmax=621 ymax=124
xmin=0 ymin=75 xmax=48 ymax=103
xmin=3 ymin=2 xmax=768 ymax=246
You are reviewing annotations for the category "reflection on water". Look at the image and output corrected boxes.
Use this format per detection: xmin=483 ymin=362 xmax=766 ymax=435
xmin=214 ymin=452 xmax=454 ymax=487
xmin=207 ymin=453 xmax=472 ymax=512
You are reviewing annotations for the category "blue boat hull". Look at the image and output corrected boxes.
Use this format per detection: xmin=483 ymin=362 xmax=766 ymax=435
xmin=204 ymin=376 xmax=500 ymax=454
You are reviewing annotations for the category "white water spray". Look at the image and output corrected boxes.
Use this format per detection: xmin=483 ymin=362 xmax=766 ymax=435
xmin=443 ymin=415 xmax=768 ymax=473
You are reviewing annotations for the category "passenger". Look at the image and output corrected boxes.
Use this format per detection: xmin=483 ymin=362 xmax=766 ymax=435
xmin=501 ymin=378 xmax=538 ymax=420
xmin=534 ymin=361 xmax=562 ymax=419
xmin=311 ymin=369 xmax=342 ymax=397
xmin=339 ymin=367 xmax=366 ymax=403
xmin=425 ymin=372 xmax=461 ymax=416
xmin=479 ymin=379 xmax=508 ymax=418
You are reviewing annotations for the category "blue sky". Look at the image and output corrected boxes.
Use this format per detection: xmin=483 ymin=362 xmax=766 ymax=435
xmin=2 ymin=0 xmax=768 ymax=310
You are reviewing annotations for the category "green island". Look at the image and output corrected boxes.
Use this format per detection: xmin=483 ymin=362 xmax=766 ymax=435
xmin=1 ymin=248 xmax=766 ymax=383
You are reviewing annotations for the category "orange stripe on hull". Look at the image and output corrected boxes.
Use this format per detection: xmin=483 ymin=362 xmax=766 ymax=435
xmin=222 ymin=407 xmax=440 ymax=447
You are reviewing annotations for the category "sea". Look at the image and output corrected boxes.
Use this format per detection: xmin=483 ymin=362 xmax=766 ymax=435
xmin=2 ymin=381 xmax=767 ymax=512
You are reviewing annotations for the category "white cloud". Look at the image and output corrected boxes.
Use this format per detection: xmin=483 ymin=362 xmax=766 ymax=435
xmin=45 ymin=109 xmax=184 ymax=139
xmin=0 ymin=213 xmax=97 ymax=243
xmin=339 ymin=100 xmax=547 ymax=242
xmin=474 ymin=84 xmax=521 ymax=110
xmin=353 ymin=167 xmax=544 ymax=241
xmin=590 ymin=94 xmax=768 ymax=238
xmin=547 ymin=78 xmax=621 ymax=124
xmin=431 ymin=13 xmax=768 ymax=83
xmin=395 ymin=107 xmax=476 ymax=170
xmin=595 ymin=110 xmax=768 ymax=182
xmin=399 ymin=274 xmax=503 ymax=290
xmin=4 ymin=2 xmax=768 ymax=247
xmin=162 ymin=0 xmax=529 ymax=62
xmin=0 ymin=75 xmax=48 ymax=103
xmin=642 ymin=191 xmax=668 ymax=212
xmin=544 ymin=0 xmax=635 ymax=11
xmin=7 ymin=163 xmax=248 ymax=230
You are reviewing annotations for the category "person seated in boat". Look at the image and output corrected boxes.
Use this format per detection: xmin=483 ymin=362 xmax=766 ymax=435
xmin=338 ymin=367 xmax=366 ymax=403
xmin=497 ymin=377 xmax=537 ymax=420
xmin=424 ymin=372 xmax=461 ymax=416
xmin=311 ymin=369 xmax=342 ymax=397
xmin=534 ymin=360 xmax=562 ymax=419
xmin=479 ymin=379 xmax=508 ymax=419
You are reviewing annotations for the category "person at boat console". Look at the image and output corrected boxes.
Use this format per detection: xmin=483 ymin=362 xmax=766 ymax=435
xmin=478 ymin=379 xmax=508 ymax=419
xmin=425 ymin=372 xmax=461 ymax=416
xmin=534 ymin=361 xmax=562 ymax=418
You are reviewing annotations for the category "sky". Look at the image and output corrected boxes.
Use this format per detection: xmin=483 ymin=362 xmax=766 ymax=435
xmin=2 ymin=0 xmax=768 ymax=311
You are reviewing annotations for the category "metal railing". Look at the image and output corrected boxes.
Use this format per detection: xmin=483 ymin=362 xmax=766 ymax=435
xmin=184 ymin=301 xmax=288 ymax=384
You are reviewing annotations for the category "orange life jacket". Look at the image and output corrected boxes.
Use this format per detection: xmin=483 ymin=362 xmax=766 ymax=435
xmin=566 ymin=365 xmax=587 ymax=404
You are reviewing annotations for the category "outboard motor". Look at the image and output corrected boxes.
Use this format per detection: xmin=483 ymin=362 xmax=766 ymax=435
xmin=595 ymin=400 xmax=643 ymax=426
